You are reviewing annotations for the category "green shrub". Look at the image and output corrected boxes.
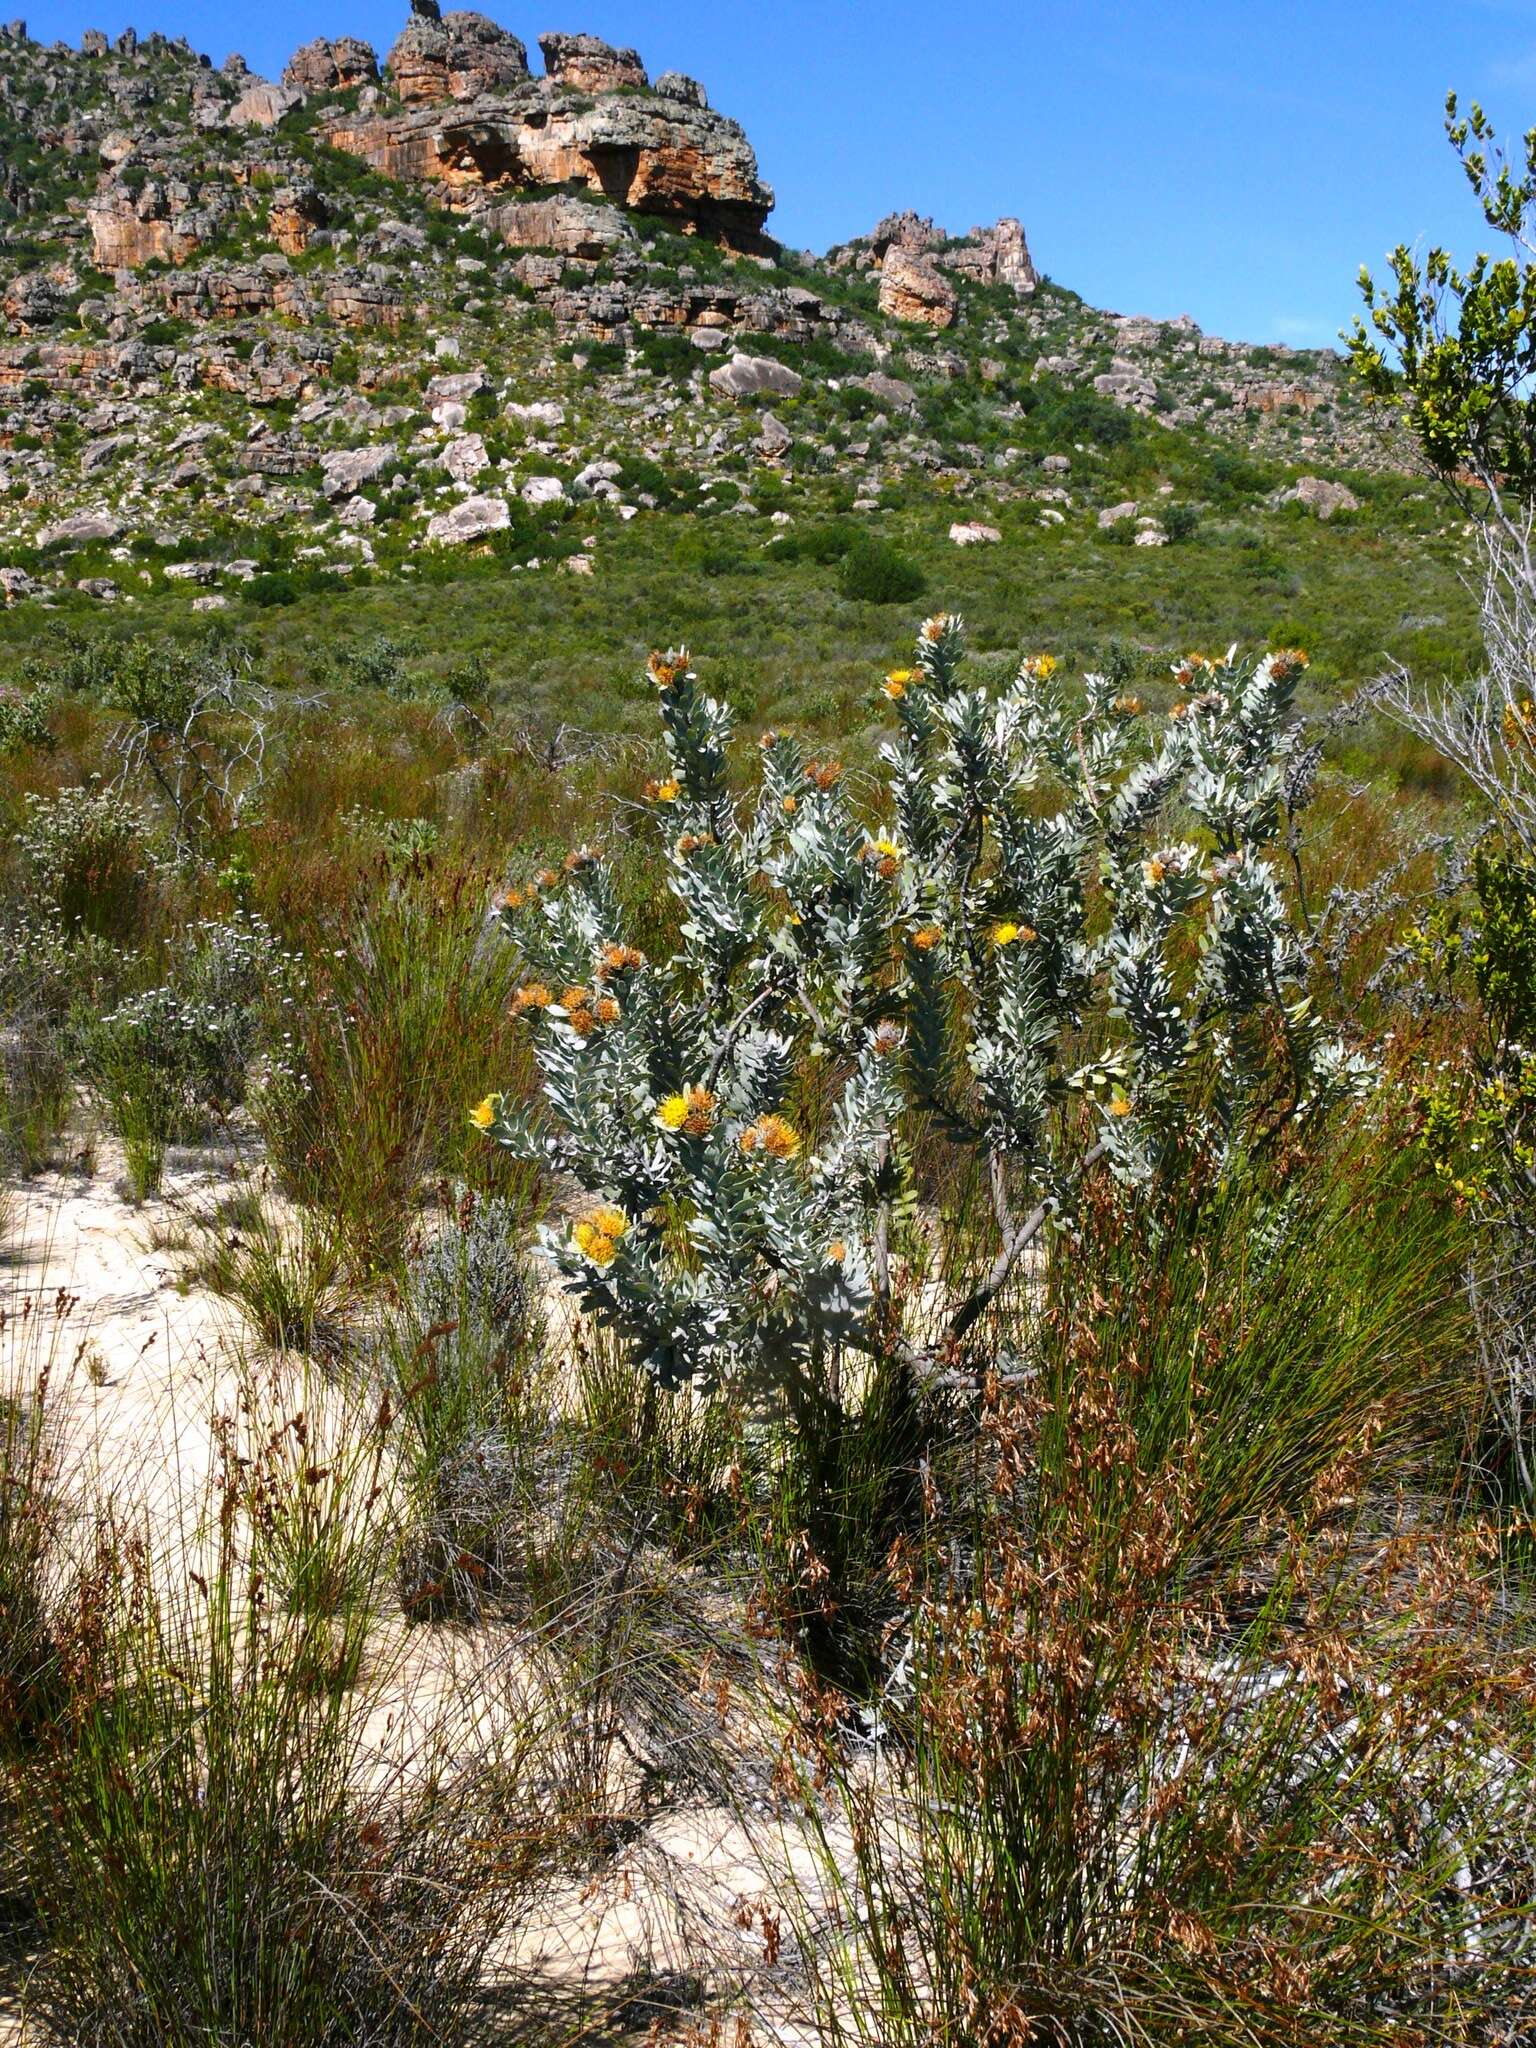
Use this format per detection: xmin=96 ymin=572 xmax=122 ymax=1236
xmin=838 ymin=536 xmax=927 ymax=603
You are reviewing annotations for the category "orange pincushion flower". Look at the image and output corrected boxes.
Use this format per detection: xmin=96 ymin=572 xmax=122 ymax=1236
xmin=911 ymin=926 xmax=944 ymax=952
xmin=648 ymin=648 xmax=690 ymax=689
xmin=593 ymin=995 xmax=621 ymax=1026
xmin=536 ymin=867 xmax=561 ymax=891
xmin=645 ymin=776 xmax=681 ymax=803
xmin=782 ymin=795 xmax=797 ymax=815
xmin=740 ymin=1113 xmax=800 ymax=1160
xmin=511 ymin=982 xmax=553 ymax=1017
xmin=597 ymin=942 xmax=645 ymax=980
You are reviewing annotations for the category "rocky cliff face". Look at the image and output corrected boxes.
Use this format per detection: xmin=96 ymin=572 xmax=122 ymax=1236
xmin=0 ymin=6 xmax=1400 ymax=611
xmin=323 ymin=24 xmax=773 ymax=248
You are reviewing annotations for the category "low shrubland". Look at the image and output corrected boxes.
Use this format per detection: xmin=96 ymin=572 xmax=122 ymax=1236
xmin=0 ymin=548 xmax=1531 ymax=2043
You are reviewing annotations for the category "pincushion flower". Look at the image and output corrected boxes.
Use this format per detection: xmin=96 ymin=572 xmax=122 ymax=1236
xmin=469 ymin=1093 xmax=503 ymax=1130
xmin=740 ymin=1113 xmax=800 ymax=1159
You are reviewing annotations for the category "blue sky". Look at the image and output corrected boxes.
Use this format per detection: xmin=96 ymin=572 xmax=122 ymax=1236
xmin=16 ymin=0 xmax=1530 ymax=348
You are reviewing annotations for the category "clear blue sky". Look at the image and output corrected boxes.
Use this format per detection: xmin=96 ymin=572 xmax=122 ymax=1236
xmin=17 ymin=0 xmax=1528 ymax=349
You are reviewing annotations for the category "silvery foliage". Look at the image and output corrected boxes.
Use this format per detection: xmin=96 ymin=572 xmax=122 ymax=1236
xmin=486 ymin=619 xmax=1370 ymax=1394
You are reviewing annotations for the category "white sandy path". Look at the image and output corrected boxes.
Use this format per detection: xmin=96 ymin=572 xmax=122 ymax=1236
xmin=0 ymin=1147 xmax=842 ymax=2042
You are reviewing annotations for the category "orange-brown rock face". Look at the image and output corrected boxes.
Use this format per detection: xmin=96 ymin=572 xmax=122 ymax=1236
xmin=878 ymin=244 xmax=957 ymax=327
xmin=386 ymin=11 xmax=529 ymax=103
xmin=268 ymin=185 xmax=327 ymax=255
xmin=326 ymin=66 xmax=774 ymax=245
xmin=87 ymin=185 xmax=203 ymax=270
xmin=282 ymin=35 xmax=379 ymax=93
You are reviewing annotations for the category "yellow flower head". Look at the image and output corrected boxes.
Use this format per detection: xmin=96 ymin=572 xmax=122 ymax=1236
xmin=511 ymin=982 xmax=553 ymax=1017
xmin=659 ymin=1085 xmax=716 ymax=1137
xmin=1109 ymin=1093 xmax=1133 ymax=1119
xmin=587 ymin=1204 xmax=629 ymax=1242
xmin=1022 ymin=653 xmax=1058 ymax=681
xmin=469 ymin=1093 xmax=503 ymax=1131
xmin=1504 ymin=697 xmax=1536 ymax=751
xmin=992 ymin=921 xmax=1021 ymax=948
xmin=826 ymin=1239 xmax=847 ymax=1265
xmin=882 ymin=669 xmax=913 ymax=699
xmin=911 ymin=925 xmax=944 ymax=953
xmin=740 ymin=1113 xmax=800 ymax=1160
xmin=572 ymin=1219 xmax=619 ymax=1266
xmin=594 ymin=995 xmax=621 ymax=1026
xmin=782 ymin=794 xmax=797 ymax=815
xmin=1142 ymin=857 xmax=1167 ymax=888
xmin=645 ymin=776 xmax=682 ymax=803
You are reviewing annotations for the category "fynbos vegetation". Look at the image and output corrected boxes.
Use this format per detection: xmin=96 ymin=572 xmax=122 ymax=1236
xmin=1 ymin=16 xmax=1535 ymax=2046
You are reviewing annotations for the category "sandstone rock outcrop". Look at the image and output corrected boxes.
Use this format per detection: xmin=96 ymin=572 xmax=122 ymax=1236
xmin=229 ymin=80 xmax=301 ymax=128
xmin=947 ymin=216 xmax=1036 ymax=293
xmin=328 ymin=17 xmax=772 ymax=246
xmin=282 ymin=36 xmax=379 ymax=93
xmin=87 ymin=180 xmax=205 ymax=270
xmin=385 ymin=11 xmax=529 ymax=104
xmin=538 ymin=31 xmax=647 ymax=93
xmin=878 ymin=245 xmax=957 ymax=328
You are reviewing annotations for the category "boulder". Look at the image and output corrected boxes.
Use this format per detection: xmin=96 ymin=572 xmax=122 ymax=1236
xmin=1098 ymin=500 xmax=1138 ymax=528
xmin=38 ymin=508 xmax=122 ymax=549
xmin=282 ymin=36 xmax=379 ymax=93
xmin=878 ymin=245 xmax=957 ymax=328
xmin=426 ymin=492 xmax=509 ymax=543
xmin=321 ymin=445 xmax=394 ymax=498
xmin=949 ymin=520 xmax=1001 ymax=546
xmin=654 ymin=71 xmax=705 ymax=107
xmin=426 ymin=368 xmax=489 ymax=408
xmin=230 ymin=81 xmax=301 ymax=128
xmin=857 ymin=371 xmax=917 ymax=411
xmin=1281 ymin=475 xmax=1361 ymax=520
xmin=506 ymin=398 xmax=565 ymax=426
xmin=708 ymin=350 xmax=803 ymax=399
xmin=521 ymin=474 xmax=565 ymax=505
xmin=443 ymin=431 xmax=489 ymax=483
xmin=538 ymin=31 xmax=647 ymax=94
xmin=755 ymin=411 xmax=791 ymax=459
xmin=0 ymin=566 xmax=37 ymax=604
xmin=489 ymin=194 xmax=634 ymax=257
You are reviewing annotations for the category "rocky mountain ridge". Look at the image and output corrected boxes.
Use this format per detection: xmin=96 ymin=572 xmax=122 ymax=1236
xmin=0 ymin=7 xmax=1398 ymax=612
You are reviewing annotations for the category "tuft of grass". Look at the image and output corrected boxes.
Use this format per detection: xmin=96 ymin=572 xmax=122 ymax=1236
xmin=256 ymin=862 xmax=523 ymax=1273
xmin=188 ymin=1193 xmax=351 ymax=1358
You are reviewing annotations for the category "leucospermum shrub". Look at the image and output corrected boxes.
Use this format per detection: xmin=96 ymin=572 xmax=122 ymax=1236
xmin=479 ymin=619 xmax=1370 ymax=1400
